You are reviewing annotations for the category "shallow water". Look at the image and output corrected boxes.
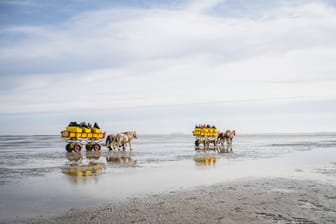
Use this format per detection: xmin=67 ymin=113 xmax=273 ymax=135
xmin=0 ymin=134 xmax=336 ymax=222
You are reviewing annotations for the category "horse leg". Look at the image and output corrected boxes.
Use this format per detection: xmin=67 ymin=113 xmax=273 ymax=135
xmin=106 ymin=136 xmax=111 ymax=150
xmin=214 ymin=140 xmax=218 ymax=152
xmin=129 ymin=141 xmax=133 ymax=151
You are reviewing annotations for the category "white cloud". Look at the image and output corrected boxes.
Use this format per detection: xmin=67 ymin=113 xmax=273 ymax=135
xmin=1 ymin=1 xmax=336 ymax=133
xmin=2 ymin=57 xmax=336 ymax=114
xmin=186 ymin=0 xmax=224 ymax=13
xmin=2 ymin=2 xmax=336 ymax=65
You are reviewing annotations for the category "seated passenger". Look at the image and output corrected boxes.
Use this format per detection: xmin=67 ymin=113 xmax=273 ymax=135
xmin=94 ymin=122 xmax=100 ymax=129
xmin=80 ymin=122 xmax=88 ymax=128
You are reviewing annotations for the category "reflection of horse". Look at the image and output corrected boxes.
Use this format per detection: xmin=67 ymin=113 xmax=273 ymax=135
xmin=218 ymin=144 xmax=233 ymax=153
xmin=217 ymin=130 xmax=236 ymax=145
xmin=106 ymin=151 xmax=136 ymax=165
xmin=116 ymin=131 xmax=137 ymax=151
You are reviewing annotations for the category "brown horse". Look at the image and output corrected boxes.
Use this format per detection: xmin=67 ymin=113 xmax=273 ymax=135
xmin=115 ymin=131 xmax=137 ymax=151
xmin=106 ymin=134 xmax=118 ymax=150
xmin=217 ymin=130 xmax=236 ymax=145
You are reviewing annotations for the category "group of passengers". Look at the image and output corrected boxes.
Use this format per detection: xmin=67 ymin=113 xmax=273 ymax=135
xmin=68 ymin=121 xmax=100 ymax=129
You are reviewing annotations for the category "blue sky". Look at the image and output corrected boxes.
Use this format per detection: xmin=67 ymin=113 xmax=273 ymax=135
xmin=1 ymin=0 xmax=336 ymax=135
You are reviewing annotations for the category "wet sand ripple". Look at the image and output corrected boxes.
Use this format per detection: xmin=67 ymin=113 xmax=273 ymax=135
xmin=18 ymin=178 xmax=336 ymax=224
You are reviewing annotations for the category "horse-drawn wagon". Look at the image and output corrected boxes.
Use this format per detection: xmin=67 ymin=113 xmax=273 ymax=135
xmin=193 ymin=124 xmax=219 ymax=150
xmin=193 ymin=124 xmax=236 ymax=152
xmin=60 ymin=122 xmax=105 ymax=152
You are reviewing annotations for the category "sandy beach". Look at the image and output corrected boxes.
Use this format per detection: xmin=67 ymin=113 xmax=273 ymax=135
xmin=14 ymin=178 xmax=335 ymax=224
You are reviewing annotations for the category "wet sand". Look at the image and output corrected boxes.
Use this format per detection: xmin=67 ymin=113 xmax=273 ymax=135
xmin=19 ymin=178 xmax=336 ymax=224
xmin=2 ymin=134 xmax=336 ymax=223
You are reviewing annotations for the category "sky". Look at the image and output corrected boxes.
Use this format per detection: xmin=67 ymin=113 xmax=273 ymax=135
xmin=0 ymin=0 xmax=336 ymax=135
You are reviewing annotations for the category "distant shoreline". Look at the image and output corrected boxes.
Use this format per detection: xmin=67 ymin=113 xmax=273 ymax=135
xmin=1 ymin=132 xmax=336 ymax=137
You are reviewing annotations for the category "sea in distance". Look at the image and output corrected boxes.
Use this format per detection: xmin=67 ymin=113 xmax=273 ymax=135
xmin=0 ymin=133 xmax=335 ymax=222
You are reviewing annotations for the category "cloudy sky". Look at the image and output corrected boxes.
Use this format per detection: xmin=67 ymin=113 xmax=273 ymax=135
xmin=1 ymin=0 xmax=336 ymax=135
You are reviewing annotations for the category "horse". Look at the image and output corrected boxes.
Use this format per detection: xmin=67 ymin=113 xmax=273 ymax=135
xmin=115 ymin=131 xmax=137 ymax=151
xmin=105 ymin=134 xmax=118 ymax=150
xmin=217 ymin=130 xmax=236 ymax=145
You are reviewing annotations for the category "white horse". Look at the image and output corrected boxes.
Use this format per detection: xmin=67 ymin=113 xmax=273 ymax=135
xmin=115 ymin=131 xmax=137 ymax=151
xmin=217 ymin=130 xmax=236 ymax=145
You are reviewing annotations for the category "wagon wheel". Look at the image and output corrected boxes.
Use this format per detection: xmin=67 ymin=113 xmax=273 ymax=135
xmin=74 ymin=144 xmax=81 ymax=152
xmin=204 ymin=140 xmax=209 ymax=146
xmin=93 ymin=143 xmax=101 ymax=151
xmin=195 ymin=139 xmax=200 ymax=147
xmin=86 ymin=144 xmax=93 ymax=151
xmin=65 ymin=143 xmax=73 ymax=152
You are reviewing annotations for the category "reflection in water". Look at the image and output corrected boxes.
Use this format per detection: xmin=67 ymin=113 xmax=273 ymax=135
xmin=193 ymin=144 xmax=233 ymax=166
xmin=194 ymin=144 xmax=233 ymax=153
xmin=65 ymin=152 xmax=82 ymax=161
xmin=195 ymin=145 xmax=217 ymax=151
xmin=86 ymin=151 xmax=102 ymax=160
xmin=63 ymin=162 xmax=104 ymax=177
xmin=63 ymin=152 xmax=105 ymax=178
xmin=106 ymin=151 xmax=137 ymax=166
xmin=194 ymin=153 xmax=219 ymax=166
xmin=218 ymin=144 xmax=233 ymax=153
